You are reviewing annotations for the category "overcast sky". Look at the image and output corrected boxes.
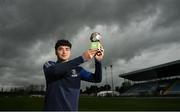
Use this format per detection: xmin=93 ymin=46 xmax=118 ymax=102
xmin=1 ymin=0 xmax=180 ymax=90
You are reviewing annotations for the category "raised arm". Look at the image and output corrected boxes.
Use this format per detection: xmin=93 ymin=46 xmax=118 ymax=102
xmin=43 ymin=49 xmax=99 ymax=83
xmin=80 ymin=58 xmax=102 ymax=83
xmin=43 ymin=56 xmax=84 ymax=83
xmin=80 ymin=48 xmax=104 ymax=83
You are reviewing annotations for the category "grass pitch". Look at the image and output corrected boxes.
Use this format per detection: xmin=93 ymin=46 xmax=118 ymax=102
xmin=79 ymin=97 xmax=180 ymax=111
xmin=0 ymin=96 xmax=180 ymax=111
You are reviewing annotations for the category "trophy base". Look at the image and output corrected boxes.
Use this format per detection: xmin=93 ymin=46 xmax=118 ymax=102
xmin=90 ymin=42 xmax=101 ymax=50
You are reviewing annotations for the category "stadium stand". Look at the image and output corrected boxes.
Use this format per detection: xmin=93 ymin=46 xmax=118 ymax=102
xmin=121 ymin=82 xmax=157 ymax=96
xmin=119 ymin=60 xmax=180 ymax=96
xmin=164 ymin=80 xmax=180 ymax=95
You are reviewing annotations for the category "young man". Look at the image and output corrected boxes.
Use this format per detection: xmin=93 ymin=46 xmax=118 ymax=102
xmin=43 ymin=39 xmax=104 ymax=111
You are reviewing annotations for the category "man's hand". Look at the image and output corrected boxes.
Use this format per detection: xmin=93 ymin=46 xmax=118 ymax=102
xmin=95 ymin=48 xmax=104 ymax=61
xmin=95 ymin=44 xmax=104 ymax=61
xmin=82 ymin=49 xmax=98 ymax=62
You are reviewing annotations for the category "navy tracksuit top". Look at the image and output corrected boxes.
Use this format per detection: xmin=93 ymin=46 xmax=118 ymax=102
xmin=43 ymin=56 xmax=102 ymax=111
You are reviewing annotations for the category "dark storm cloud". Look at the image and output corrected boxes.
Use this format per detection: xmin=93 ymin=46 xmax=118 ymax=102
xmin=103 ymin=24 xmax=180 ymax=65
xmin=153 ymin=0 xmax=180 ymax=29
xmin=0 ymin=0 xmax=180 ymax=87
xmin=100 ymin=0 xmax=180 ymax=65
xmin=0 ymin=0 xmax=158 ymax=58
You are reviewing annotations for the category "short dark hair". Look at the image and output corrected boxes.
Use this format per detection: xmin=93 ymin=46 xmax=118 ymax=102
xmin=55 ymin=39 xmax=72 ymax=50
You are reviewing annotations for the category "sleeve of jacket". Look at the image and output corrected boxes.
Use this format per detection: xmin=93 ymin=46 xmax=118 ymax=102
xmin=43 ymin=56 xmax=84 ymax=83
xmin=80 ymin=58 xmax=102 ymax=83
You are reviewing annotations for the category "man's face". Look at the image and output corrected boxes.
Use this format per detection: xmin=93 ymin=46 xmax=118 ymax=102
xmin=56 ymin=46 xmax=71 ymax=61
